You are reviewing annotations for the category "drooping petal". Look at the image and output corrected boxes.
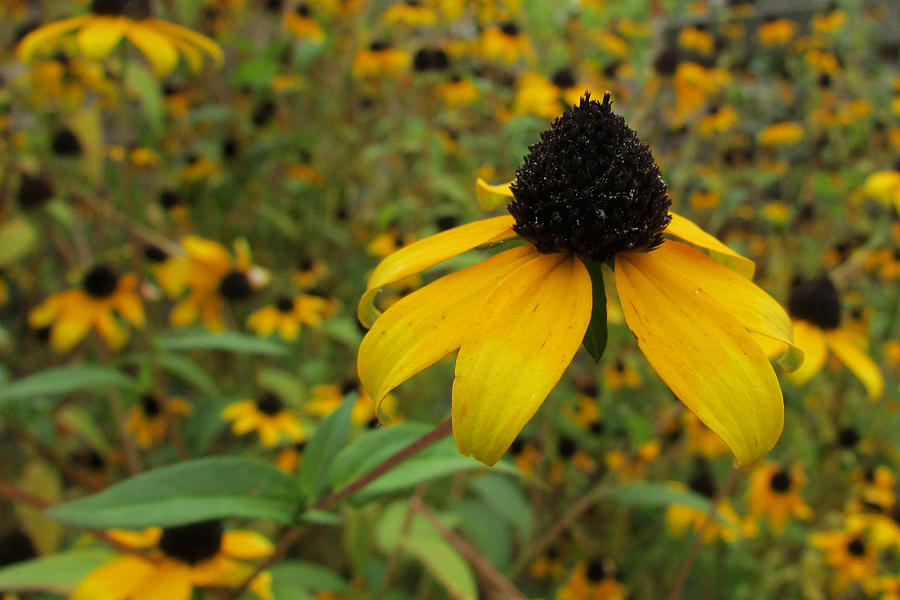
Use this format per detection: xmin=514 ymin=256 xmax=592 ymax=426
xmin=72 ymin=556 xmax=155 ymax=600
xmin=452 ymin=253 xmax=592 ymax=466
xmin=76 ymin=17 xmax=126 ymax=61
xmin=358 ymin=216 xmax=517 ymax=327
xmin=147 ymin=19 xmax=225 ymax=67
xmin=51 ymin=311 xmax=94 ymax=352
xmin=359 ymin=245 xmax=536 ymax=407
xmin=95 ymin=311 xmax=129 ymax=350
xmin=615 ymin=250 xmax=783 ymax=466
xmin=221 ymin=530 xmax=275 ymax=559
xmin=126 ymin=23 xmax=179 ymax=77
xmin=475 ymin=178 xmax=514 ymax=210
xmin=786 ymin=320 xmax=828 ymax=385
xmin=113 ymin=292 xmax=146 ymax=327
xmin=17 ymin=17 xmax=91 ymax=61
xmin=651 ymin=241 xmax=796 ymax=353
xmin=666 ymin=212 xmax=755 ymax=279
xmin=131 ymin=561 xmax=192 ymax=600
xmin=826 ymin=329 xmax=885 ymax=399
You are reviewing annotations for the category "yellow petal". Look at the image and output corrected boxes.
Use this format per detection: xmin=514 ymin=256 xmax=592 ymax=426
xmin=95 ymin=311 xmax=129 ymax=350
xmin=168 ymin=36 xmax=203 ymax=73
xmin=17 ymin=17 xmax=91 ymax=62
xmin=651 ymin=241 xmax=796 ymax=353
xmin=222 ymin=400 xmax=255 ymax=420
xmin=29 ymin=293 xmax=66 ymax=328
xmin=826 ymin=329 xmax=885 ymax=400
xmin=358 ymin=216 xmax=517 ymax=327
xmin=169 ymin=296 xmax=200 ymax=327
xmin=615 ymin=250 xmax=783 ymax=466
xmin=148 ymin=19 xmax=224 ymax=67
xmin=358 ymin=245 xmax=536 ymax=407
xmin=76 ymin=17 xmax=126 ymax=61
xmin=132 ymin=561 xmax=192 ymax=600
xmin=114 ymin=292 xmax=145 ymax=327
xmin=277 ymin=318 xmax=301 ymax=341
xmin=72 ymin=555 xmax=155 ymax=600
xmin=475 ymin=178 xmax=514 ymax=210
xmin=51 ymin=312 xmax=93 ymax=352
xmin=786 ymin=320 xmax=828 ymax=385
xmin=452 ymin=253 xmax=592 ymax=465
xmin=221 ymin=530 xmax=275 ymax=559
xmin=666 ymin=212 xmax=755 ymax=279
xmin=105 ymin=528 xmax=162 ymax=548
xmin=126 ymin=23 xmax=179 ymax=77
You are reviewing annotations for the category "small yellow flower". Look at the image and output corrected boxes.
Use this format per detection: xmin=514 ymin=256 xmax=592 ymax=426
xmin=758 ymin=18 xmax=796 ymax=46
xmin=382 ymin=0 xmax=438 ymax=26
xmin=665 ymin=473 xmax=752 ymax=543
xmin=305 ymin=383 xmax=398 ymax=426
xmin=246 ymin=294 xmax=331 ymax=341
xmin=125 ymin=395 xmax=191 ymax=449
xmin=284 ymin=4 xmax=324 ymax=42
xmin=747 ymin=462 xmax=812 ymax=532
xmin=480 ymin=22 xmax=533 ymax=64
xmin=351 ymin=41 xmax=411 ymax=78
xmin=435 ymin=76 xmax=480 ymax=107
xmin=810 ymin=529 xmax=876 ymax=592
xmin=757 ymin=122 xmax=804 ymax=146
xmin=812 ymin=9 xmax=846 ymax=33
xmin=603 ymin=359 xmax=641 ymax=391
xmin=73 ymin=522 xmax=273 ymax=600
xmin=678 ymin=26 xmax=714 ymax=54
xmin=222 ymin=393 xmax=305 ymax=447
xmin=16 ymin=0 xmax=223 ymax=77
xmin=29 ymin=265 xmax=145 ymax=353
xmin=557 ymin=560 xmax=627 ymax=600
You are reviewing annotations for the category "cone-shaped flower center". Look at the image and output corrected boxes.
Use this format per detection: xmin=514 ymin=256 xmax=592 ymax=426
xmin=509 ymin=93 xmax=672 ymax=262
xmin=90 ymin=0 xmax=152 ymax=18
xmin=159 ymin=520 xmax=223 ymax=565
xmin=276 ymin=296 xmax=295 ymax=313
xmin=219 ymin=271 xmax=252 ymax=300
xmin=846 ymin=538 xmax=865 ymax=557
xmin=787 ymin=274 xmax=841 ymax=330
xmin=769 ymin=469 xmax=792 ymax=493
xmin=140 ymin=395 xmax=162 ymax=417
xmin=256 ymin=393 xmax=284 ymax=416
xmin=557 ymin=436 xmax=576 ymax=458
xmin=689 ymin=470 xmax=716 ymax=498
xmin=52 ymin=129 xmax=82 ymax=156
xmin=82 ymin=266 xmax=119 ymax=299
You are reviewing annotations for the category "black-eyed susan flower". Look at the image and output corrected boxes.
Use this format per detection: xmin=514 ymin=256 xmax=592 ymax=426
xmin=682 ymin=411 xmax=729 ymax=458
xmin=435 ymin=75 xmax=479 ymax=107
xmin=480 ymin=22 xmax=533 ymax=64
xmin=783 ymin=275 xmax=884 ymax=399
xmin=156 ymin=236 xmax=268 ymax=331
xmin=291 ymin=256 xmax=328 ymax=288
xmin=603 ymin=359 xmax=641 ymax=391
xmin=17 ymin=0 xmax=223 ymax=77
xmin=275 ymin=441 xmax=306 ymax=473
xmin=357 ymin=93 xmax=791 ymax=466
xmin=861 ymin=169 xmax=900 ymax=215
xmin=605 ymin=440 xmax=660 ymax=482
xmin=284 ymin=4 xmax=323 ymax=42
xmin=222 ymin=393 xmax=305 ymax=447
xmin=246 ymin=294 xmax=331 ymax=341
xmin=747 ymin=462 xmax=812 ymax=532
xmin=810 ymin=528 xmax=876 ymax=592
xmin=508 ymin=437 xmax=542 ymax=477
xmin=665 ymin=468 xmax=752 ymax=543
xmin=125 ymin=395 xmax=191 ymax=449
xmin=351 ymin=41 xmax=410 ymax=78
xmin=305 ymin=382 xmax=398 ymax=426
xmin=73 ymin=522 xmax=273 ymax=600
xmin=757 ymin=121 xmax=804 ymax=146
xmin=557 ymin=559 xmax=626 ymax=600
xmin=529 ymin=544 xmax=565 ymax=581
xmin=29 ymin=265 xmax=145 ymax=352
xmin=678 ymin=25 xmax=714 ymax=54
xmin=549 ymin=435 xmax=596 ymax=484
xmin=382 ymin=0 xmax=437 ymax=26
xmin=757 ymin=17 xmax=796 ymax=46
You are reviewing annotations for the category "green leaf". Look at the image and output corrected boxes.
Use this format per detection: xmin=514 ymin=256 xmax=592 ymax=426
xmin=454 ymin=499 xmax=513 ymax=569
xmin=329 ymin=423 xmax=433 ymax=489
xmin=376 ymin=501 xmax=476 ymax=600
xmin=300 ymin=509 xmax=342 ymax=526
xmin=57 ymin=405 xmax=114 ymax=453
xmin=600 ymin=482 xmax=736 ymax=528
xmin=0 ymin=217 xmax=38 ymax=267
xmin=269 ymin=561 xmax=352 ymax=595
xmin=0 ymin=365 xmax=133 ymax=404
xmin=468 ymin=474 xmax=533 ymax=538
xmin=297 ymin=395 xmax=356 ymax=500
xmin=0 ymin=549 xmax=115 ymax=593
xmin=257 ymin=367 xmax=305 ymax=407
xmin=155 ymin=330 xmax=289 ymax=356
xmin=156 ymin=353 xmax=220 ymax=397
xmin=49 ymin=457 xmax=301 ymax=529
xmin=125 ymin=63 xmax=164 ymax=136
xmin=581 ymin=259 xmax=608 ymax=363
xmin=15 ymin=460 xmax=63 ymax=555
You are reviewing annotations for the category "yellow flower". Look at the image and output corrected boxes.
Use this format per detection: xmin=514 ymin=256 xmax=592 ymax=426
xmin=156 ymin=236 xmax=268 ymax=331
xmin=783 ymin=275 xmax=884 ymax=399
xmin=435 ymin=76 xmax=480 ymax=107
xmin=810 ymin=529 xmax=876 ymax=592
xmin=29 ymin=265 xmax=145 ymax=353
xmin=357 ymin=94 xmax=790 ymax=466
xmin=556 ymin=560 xmax=627 ymax=600
xmin=16 ymin=0 xmax=223 ymax=77
xmin=480 ymin=22 xmax=533 ymax=64
xmin=747 ymin=462 xmax=812 ymax=532
xmin=603 ymin=359 xmax=641 ymax=391
xmin=757 ymin=121 xmax=804 ymax=146
xmin=665 ymin=477 xmax=749 ymax=543
xmin=382 ymin=0 xmax=438 ymax=26
xmin=246 ymin=294 xmax=331 ymax=341
xmin=284 ymin=4 xmax=324 ymax=42
xmin=512 ymin=72 xmax=563 ymax=119
xmin=305 ymin=383 xmax=398 ymax=426
xmin=757 ymin=18 xmax=796 ymax=46
xmin=222 ymin=393 xmax=305 ymax=447
xmin=275 ymin=441 xmax=306 ymax=473
xmin=682 ymin=412 xmax=729 ymax=458
xmin=125 ymin=395 xmax=191 ymax=449
xmin=351 ymin=41 xmax=411 ymax=78
xmin=812 ymin=9 xmax=846 ymax=33
xmin=698 ymin=106 xmax=738 ymax=137
xmin=73 ymin=522 xmax=273 ymax=600
xmin=861 ymin=170 xmax=900 ymax=215
xmin=678 ymin=26 xmax=714 ymax=54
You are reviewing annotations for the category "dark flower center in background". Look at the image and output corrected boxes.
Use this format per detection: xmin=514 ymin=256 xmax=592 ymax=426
xmin=499 ymin=21 xmax=520 ymax=36
xmin=52 ymin=128 xmax=82 ymax=156
xmin=837 ymin=426 xmax=859 ymax=448
xmin=276 ymin=296 xmax=295 ymax=313
xmin=141 ymin=395 xmax=162 ymax=417
xmin=18 ymin=174 xmax=54 ymax=209
xmin=295 ymin=3 xmax=311 ymax=16
xmin=688 ymin=470 xmax=716 ymax=498
xmin=551 ymin=68 xmax=576 ymax=89
xmin=256 ymin=393 xmax=284 ymax=416
xmin=787 ymin=274 xmax=841 ymax=330
xmin=159 ymin=520 xmax=223 ymax=565
xmin=341 ymin=380 xmax=359 ymax=395
xmin=586 ymin=559 xmax=609 ymax=583
xmin=846 ymin=538 xmax=865 ymax=557
xmin=653 ymin=47 xmax=680 ymax=76
xmin=369 ymin=40 xmax=390 ymax=52
xmin=82 ymin=265 xmax=119 ymax=298
xmin=219 ymin=271 xmax=252 ymax=300
xmin=143 ymin=244 xmax=168 ymax=263
xmin=90 ymin=0 xmax=152 ymax=18
xmin=413 ymin=48 xmax=449 ymax=71
xmin=557 ymin=436 xmax=576 ymax=458
xmin=769 ymin=469 xmax=792 ymax=493
xmin=159 ymin=189 xmax=182 ymax=210
xmin=509 ymin=93 xmax=672 ymax=262
xmin=0 ymin=530 xmax=37 ymax=567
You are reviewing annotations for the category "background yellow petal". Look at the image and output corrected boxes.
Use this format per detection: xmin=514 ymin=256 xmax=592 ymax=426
xmin=358 ymin=215 xmax=517 ymax=327
xmin=222 ymin=530 xmax=275 ymax=559
xmin=95 ymin=311 xmax=129 ymax=350
xmin=51 ymin=313 xmax=94 ymax=352
xmin=786 ymin=320 xmax=828 ymax=385
xmin=76 ymin=17 xmax=126 ymax=61
xmin=475 ymin=178 xmax=514 ymax=210
xmin=826 ymin=329 xmax=885 ymax=399
xmin=452 ymin=253 xmax=592 ymax=466
xmin=149 ymin=19 xmax=225 ymax=66
xmin=132 ymin=562 xmax=192 ymax=600
xmin=359 ymin=245 xmax=535 ymax=407
xmin=126 ymin=24 xmax=179 ymax=77
xmin=615 ymin=251 xmax=783 ymax=466
xmin=16 ymin=17 xmax=90 ymax=61
xmin=666 ymin=212 xmax=755 ymax=279
xmin=72 ymin=556 xmax=155 ymax=600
